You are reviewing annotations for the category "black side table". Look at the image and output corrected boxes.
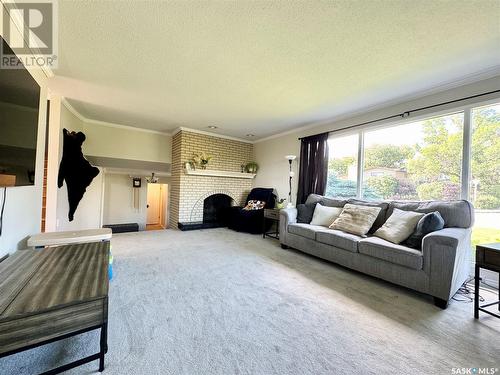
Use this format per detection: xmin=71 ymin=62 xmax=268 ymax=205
xmin=263 ymin=208 xmax=280 ymax=239
xmin=474 ymin=243 xmax=500 ymax=319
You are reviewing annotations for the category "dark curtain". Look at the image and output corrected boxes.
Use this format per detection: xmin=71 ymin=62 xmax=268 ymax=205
xmin=296 ymin=132 xmax=329 ymax=205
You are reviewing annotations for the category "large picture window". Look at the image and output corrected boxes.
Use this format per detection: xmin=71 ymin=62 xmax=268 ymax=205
xmin=326 ymin=102 xmax=499 ymax=245
xmin=325 ymin=100 xmax=500 ymax=255
xmin=362 ymin=113 xmax=464 ymax=201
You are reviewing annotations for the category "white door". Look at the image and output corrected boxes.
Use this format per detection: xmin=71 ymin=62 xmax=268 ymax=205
xmin=160 ymin=184 xmax=168 ymax=228
xmin=147 ymin=183 xmax=161 ymax=225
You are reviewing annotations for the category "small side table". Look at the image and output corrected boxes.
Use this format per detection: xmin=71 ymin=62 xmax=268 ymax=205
xmin=263 ymin=208 xmax=280 ymax=239
xmin=474 ymin=243 xmax=500 ymax=319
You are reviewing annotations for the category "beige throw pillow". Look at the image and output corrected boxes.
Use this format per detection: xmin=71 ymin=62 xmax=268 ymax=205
xmin=310 ymin=204 xmax=343 ymax=226
xmin=374 ymin=208 xmax=424 ymax=244
xmin=330 ymin=204 xmax=381 ymax=236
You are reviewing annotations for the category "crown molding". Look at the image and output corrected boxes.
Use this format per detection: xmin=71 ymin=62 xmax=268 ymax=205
xmin=254 ymin=67 xmax=500 ymax=143
xmin=61 ymin=98 xmax=171 ymax=136
xmin=84 ymin=118 xmax=171 ymax=136
xmin=172 ymin=127 xmax=254 ymax=144
xmin=62 ymin=98 xmax=86 ymax=122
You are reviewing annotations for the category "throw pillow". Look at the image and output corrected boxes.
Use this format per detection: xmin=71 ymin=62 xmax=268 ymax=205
xmin=374 ymin=208 xmax=424 ymax=244
xmin=297 ymin=202 xmax=317 ymax=223
xmin=310 ymin=204 xmax=343 ymax=226
xmin=243 ymin=200 xmax=266 ymax=211
xmin=347 ymin=199 xmax=390 ymax=233
xmin=330 ymin=204 xmax=382 ymax=236
xmin=405 ymin=211 xmax=445 ymax=250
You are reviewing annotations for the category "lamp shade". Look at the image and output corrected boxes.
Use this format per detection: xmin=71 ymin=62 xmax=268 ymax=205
xmin=285 ymin=155 xmax=296 ymax=161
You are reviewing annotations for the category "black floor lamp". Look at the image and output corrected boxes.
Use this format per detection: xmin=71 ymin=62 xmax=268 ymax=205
xmin=285 ymin=155 xmax=296 ymax=208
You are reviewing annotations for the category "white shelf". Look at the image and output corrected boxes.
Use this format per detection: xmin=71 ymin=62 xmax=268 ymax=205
xmin=185 ymin=169 xmax=256 ymax=179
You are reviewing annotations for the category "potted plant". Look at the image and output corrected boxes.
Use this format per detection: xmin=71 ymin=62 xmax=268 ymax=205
xmin=192 ymin=152 xmax=212 ymax=170
xmin=245 ymin=162 xmax=259 ymax=173
xmin=275 ymin=198 xmax=286 ymax=209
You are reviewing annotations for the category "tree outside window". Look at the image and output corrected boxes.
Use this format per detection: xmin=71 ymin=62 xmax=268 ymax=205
xmin=362 ymin=113 xmax=463 ymax=202
xmin=470 ymin=104 xmax=500 ymax=247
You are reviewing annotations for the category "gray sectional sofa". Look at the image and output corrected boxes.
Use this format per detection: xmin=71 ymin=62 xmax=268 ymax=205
xmin=279 ymin=194 xmax=475 ymax=308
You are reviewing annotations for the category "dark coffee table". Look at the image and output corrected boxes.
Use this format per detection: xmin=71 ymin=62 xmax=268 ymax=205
xmin=474 ymin=243 xmax=500 ymax=319
xmin=0 ymin=241 xmax=109 ymax=373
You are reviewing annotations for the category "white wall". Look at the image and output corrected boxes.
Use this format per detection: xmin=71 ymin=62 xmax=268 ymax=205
xmin=51 ymin=103 xmax=172 ymax=232
xmin=253 ymin=134 xmax=300 ymax=204
xmin=103 ymin=174 xmax=148 ymax=230
xmin=82 ymin=121 xmax=172 ymax=163
xmin=0 ymin=37 xmax=48 ymax=255
xmin=83 ymin=120 xmax=172 ymax=230
xmin=253 ymin=76 xmax=500 ymax=203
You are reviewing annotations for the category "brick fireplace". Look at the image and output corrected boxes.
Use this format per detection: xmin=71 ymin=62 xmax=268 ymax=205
xmin=169 ymin=130 xmax=254 ymax=229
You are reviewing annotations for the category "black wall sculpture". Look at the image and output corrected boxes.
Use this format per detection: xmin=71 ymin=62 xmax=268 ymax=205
xmin=58 ymin=129 xmax=99 ymax=221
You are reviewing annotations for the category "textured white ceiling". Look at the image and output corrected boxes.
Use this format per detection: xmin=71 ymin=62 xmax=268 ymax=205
xmin=51 ymin=1 xmax=500 ymax=139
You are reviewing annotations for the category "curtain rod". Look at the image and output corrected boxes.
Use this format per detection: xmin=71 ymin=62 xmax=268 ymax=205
xmin=298 ymin=89 xmax=500 ymax=140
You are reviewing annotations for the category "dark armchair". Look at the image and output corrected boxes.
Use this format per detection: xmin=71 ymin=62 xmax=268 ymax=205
xmin=227 ymin=188 xmax=276 ymax=234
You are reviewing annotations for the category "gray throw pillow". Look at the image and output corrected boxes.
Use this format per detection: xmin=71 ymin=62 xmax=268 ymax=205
xmin=405 ymin=211 xmax=445 ymax=250
xmin=297 ymin=202 xmax=317 ymax=223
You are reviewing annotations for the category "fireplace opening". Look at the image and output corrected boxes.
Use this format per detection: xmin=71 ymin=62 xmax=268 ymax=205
xmin=203 ymin=193 xmax=232 ymax=225
xmin=178 ymin=193 xmax=234 ymax=231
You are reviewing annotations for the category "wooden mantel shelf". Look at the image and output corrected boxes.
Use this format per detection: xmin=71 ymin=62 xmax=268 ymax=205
xmin=185 ymin=169 xmax=256 ymax=179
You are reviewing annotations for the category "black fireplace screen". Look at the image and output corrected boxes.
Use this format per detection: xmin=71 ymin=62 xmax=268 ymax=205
xmin=203 ymin=194 xmax=232 ymax=225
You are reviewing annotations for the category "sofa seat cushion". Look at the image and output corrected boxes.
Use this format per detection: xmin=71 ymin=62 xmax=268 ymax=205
xmin=316 ymin=230 xmax=362 ymax=253
xmin=288 ymin=223 xmax=326 ymax=240
xmin=358 ymin=237 xmax=423 ymax=270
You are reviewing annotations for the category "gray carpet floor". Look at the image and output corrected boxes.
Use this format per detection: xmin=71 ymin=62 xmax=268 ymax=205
xmin=1 ymin=229 xmax=499 ymax=375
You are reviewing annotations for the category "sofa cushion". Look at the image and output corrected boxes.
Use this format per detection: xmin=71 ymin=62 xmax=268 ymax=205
xmin=297 ymin=202 xmax=317 ymax=223
xmin=316 ymin=229 xmax=362 ymax=253
xmin=347 ymin=199 xmax=390 ymax=233
xmin=306 ymin=194 xmax=347 ymax=208
xmin=330 ymin=203 xmax=381 ymax=236
xmin=288 ymin=223 xmax=325 ymax=240
xmin=388 ymin=200 xmax=473 ymax=228
xmin=405 ymin=211 xmax=445 ymax=250
xmin=310 ymin=204 xmax=343 ymax=226
xmin=358 ymin=237 xmax=423 ymax=270
xmin=374 ymin=208 xmax=424 ymax=244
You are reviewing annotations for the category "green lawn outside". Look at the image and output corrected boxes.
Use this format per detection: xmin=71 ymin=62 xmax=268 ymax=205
xmin=472 ymin=227 xmax=500 ymax=248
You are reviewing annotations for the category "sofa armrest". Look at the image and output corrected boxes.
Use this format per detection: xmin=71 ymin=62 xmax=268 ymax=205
xmin=422 ymin=227 xmax=471 ymax=300
xmin=280 ymin=208 xmax=297 ymax=224
xmin=279 ymin=208 xmax=297 ymax=246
